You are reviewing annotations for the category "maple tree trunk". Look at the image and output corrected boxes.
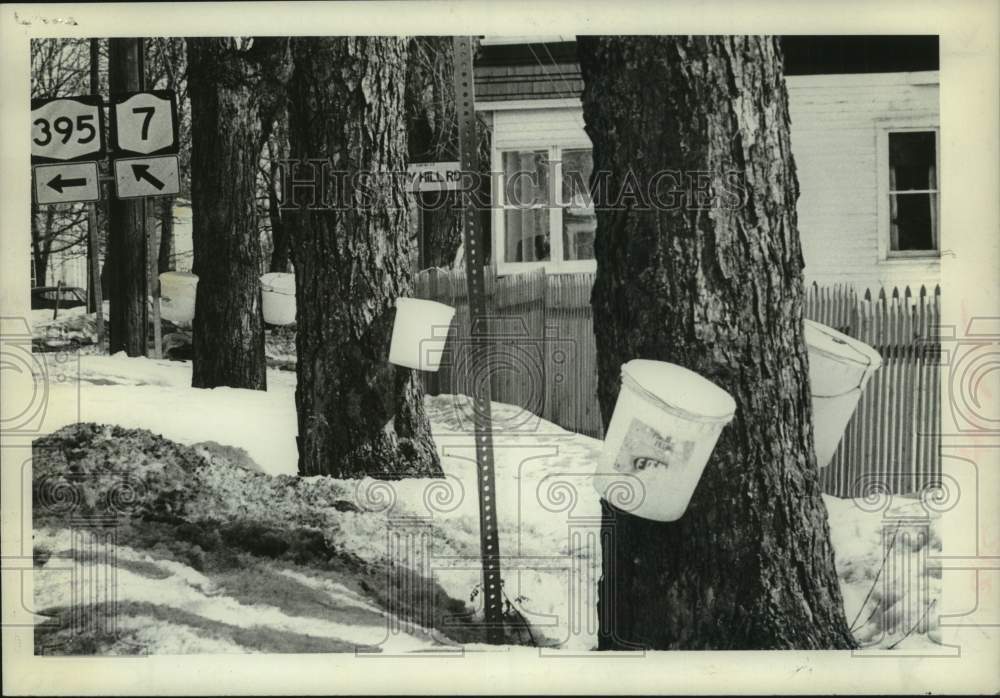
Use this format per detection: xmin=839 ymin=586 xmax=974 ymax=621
xmin=579 ymin=36 xmax=856 ymax=650
xmin=186 ymin=38 xmax=288 ymax=390
xmin=287 ymin=37 xmax=442 ymax=478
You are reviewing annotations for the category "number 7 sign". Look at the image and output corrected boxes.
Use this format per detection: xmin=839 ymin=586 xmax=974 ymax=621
xmin=110 ymin=90 xmax=179 ymax=156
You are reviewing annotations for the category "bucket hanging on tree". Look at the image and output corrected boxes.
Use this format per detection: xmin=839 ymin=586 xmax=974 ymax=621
xmin=388 ymin=297 xmax=456 ymax=372
xmin=803 ymin=319 xmax=882 ymax=468
xmin=158 ymin=271 xmax=198 ymax=324
xmin=260 ymin=272 xmax=296 ymax=326
xmin=592 ymin=359 xmax=737 ymax=522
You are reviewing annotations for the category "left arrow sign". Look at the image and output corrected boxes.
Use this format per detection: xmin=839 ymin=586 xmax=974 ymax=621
xmin=47 ymin=174 xmax=88 ymax=193
xmin=33 ymin=162 xmax=100 ymax=205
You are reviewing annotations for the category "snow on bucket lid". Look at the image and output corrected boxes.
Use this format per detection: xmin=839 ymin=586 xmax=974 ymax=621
xmin=260 ymin=272 xmax=295 ymax=295
xmin=621 ymin=359 xmax=736 ymax=422
xmin=803 ymin=319 xmax=882 ymax=370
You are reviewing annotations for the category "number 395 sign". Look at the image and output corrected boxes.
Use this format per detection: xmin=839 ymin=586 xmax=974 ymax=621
xmin=31 ymin=95 xmax=106 ymax=163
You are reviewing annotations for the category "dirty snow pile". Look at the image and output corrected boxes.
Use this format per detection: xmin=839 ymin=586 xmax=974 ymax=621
xmin=31 ymin=303 xmax=106 ymax=351
xmin=27 ymin=352 xmax=941 ymax=653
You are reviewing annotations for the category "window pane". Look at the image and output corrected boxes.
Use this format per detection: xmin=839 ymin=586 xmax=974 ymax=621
xmin=562 ymin=210 xmax=595 ymax=261
xmin=561 ymin=149 xmax=593 ymax=206
xmin=502 ymin=150 xmax=549 ymax=207
xmin=505 ymin=208 xmax=550 ymax=262
xmin=889 ymin=131 xmax=936 ymax=191
xmin=561 ymin=149 xmax=596 ymax=260
xmin=890 ymin=192 xmax=938 ymax=251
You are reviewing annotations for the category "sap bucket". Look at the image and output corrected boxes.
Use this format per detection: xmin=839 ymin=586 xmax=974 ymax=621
xmin=158 ymin=272 xmax=198 ymax=324
xmin=593 ymin=359 xmax=736 ymax=522
xmin=804 ymin=319 xmax=882 ymax=469
xmin=260 ymin=273 xmax=296 ymax=326
xmin=388 ymin=297 xmax=456 ymax=372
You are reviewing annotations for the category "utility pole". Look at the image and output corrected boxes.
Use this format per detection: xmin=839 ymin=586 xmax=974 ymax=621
xmin=107 ymin=38 xmax=147 ymax=356
xmin=87 ymin=38 xmax=105 ymax=351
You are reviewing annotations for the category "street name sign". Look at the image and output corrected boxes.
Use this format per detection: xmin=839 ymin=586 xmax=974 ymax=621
xmin=407 ymin=161 xmax=462 ymax=193
xmin=33 ymin=162 xmax=100 ymax=205
xmin=110 ymin=90 xmax=179 ymax=156
xmin=113 ymin=155 xmax=180 ymax=199
xmin=31 ymin=95 xmax=106 ymax=164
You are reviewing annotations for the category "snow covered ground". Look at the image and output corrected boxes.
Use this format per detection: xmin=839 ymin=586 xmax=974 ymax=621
xmin=25 ymin=345 xmax=943 ymax=653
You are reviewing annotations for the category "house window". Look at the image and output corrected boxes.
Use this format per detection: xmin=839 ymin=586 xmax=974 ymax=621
xmin=885 ymin=129 xmax=939 ymax=256
xmin=496 ymin=145 xmax=597 ymax=273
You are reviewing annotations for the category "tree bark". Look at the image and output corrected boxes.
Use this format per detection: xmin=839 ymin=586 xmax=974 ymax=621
xmin=107 ymin=38 xmax=147 ymax=356
xmin=579 ymin=36 xmax=855 ymax=650
xmin=287 ymin=37 xmax=442 ymax=479
xmin=405 ymin=37 xmax=462 ymax=270
xmin=187 ymin=37 xmax=289 ymax=390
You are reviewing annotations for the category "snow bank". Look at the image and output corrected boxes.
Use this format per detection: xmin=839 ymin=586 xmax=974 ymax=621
xmin=30 ymin=352 xmax=942 ymax=652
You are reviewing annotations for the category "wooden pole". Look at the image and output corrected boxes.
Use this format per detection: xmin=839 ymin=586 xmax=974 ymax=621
xmin=88 ymin=38 xmax=105 ymax=352
xmin=134 ymin=40 xmax=163 ymax=359
xmin=107 ymin=38 xmax=147 ymax=356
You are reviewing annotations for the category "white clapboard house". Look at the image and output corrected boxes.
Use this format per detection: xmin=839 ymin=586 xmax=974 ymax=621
xmin=464 ymin=36 xmax=940 ymax=290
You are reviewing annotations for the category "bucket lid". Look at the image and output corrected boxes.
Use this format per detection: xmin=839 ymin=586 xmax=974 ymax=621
xmin=260 ymin=272 xmax=295 ymax=295
xmin=621 ymin=359 xmax=736 ymax=422
xmin=159 ymin=271 xmax=198 ymax=282
xmin=804 ymin=319 xmax=882 ymax=370
xmin=396 ymin=297 xmax=456 ymax=316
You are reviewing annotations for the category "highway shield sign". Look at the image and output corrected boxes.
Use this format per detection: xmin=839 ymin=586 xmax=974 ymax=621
xmin=31 ymin=95 xmax=106 ymax=164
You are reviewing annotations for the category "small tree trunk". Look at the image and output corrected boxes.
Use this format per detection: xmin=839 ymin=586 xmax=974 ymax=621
xmin=579 ymin=36 xmax=856 ymax=650
xmin=187 ymin=38 xmax=287 ymax=390
xmin=107 ymin=38 xmax=148 ymax=357
xmin=30 ymin=202 xmax=45 ymax=286
xmin=157 ymin=198 xmax=174 ymax=274
xmin=287 ymin=37 xmax=442 ymax=479
xmin=266 ymin=135 xmax=291 ymax=273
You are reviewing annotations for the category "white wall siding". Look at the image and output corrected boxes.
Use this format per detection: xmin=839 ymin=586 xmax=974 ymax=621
xmin=492 ymin=106 xmax=589 ymax=150
xmin=786 ymin=72 xmax=940 ymax=290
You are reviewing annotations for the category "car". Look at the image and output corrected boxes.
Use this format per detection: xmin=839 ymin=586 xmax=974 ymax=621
xmin=31 ymin=285 xmax=88 ymax=312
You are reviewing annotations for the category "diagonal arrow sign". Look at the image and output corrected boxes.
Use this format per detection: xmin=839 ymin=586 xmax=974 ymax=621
xmin=131 ymin=163 xmax=165 ymax=191
xmin=47 ymin=173 xmax=88 ymax=194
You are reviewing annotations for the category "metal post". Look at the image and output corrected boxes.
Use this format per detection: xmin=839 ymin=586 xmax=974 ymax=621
xmin=453 ymin=36 xmax=504 ymax=644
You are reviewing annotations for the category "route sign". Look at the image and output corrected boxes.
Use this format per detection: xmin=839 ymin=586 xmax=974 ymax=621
xmin=113 ymin=155 xmax=180 ymax=199
xmin=110 ymin=90 xmax=179 ymax=156
xmin=31 ymin=95 xmax=106 ymax=164
xmin=33 ymin=162 xmax=100 ymax=205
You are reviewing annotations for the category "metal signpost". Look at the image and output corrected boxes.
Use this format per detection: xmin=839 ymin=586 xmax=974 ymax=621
xmin=110 ymin=88 xmax=180 ymax=358
xmin=31 ymin=95 xmax=107 ymax=201
xmin=453 ymin=36 xmax=504 ymax=644
xmin=32 ymin=94 xmax=108 ymax=347
xmin=110 ymin=89 xmax=181 ymax=199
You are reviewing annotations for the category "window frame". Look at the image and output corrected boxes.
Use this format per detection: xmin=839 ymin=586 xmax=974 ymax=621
xmin=492 ymin=141 xmax=598 ymax=276
xmin=876 ymin=120 xmax=941 ymax=261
